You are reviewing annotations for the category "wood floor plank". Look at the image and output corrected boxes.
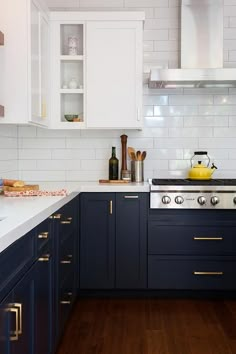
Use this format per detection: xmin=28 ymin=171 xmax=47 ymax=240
xmin=56 ymin=298 xmax=236 ymax=354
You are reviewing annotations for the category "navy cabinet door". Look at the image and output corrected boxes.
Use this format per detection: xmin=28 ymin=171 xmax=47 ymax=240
xmin=34 ymin=255 xmax=52 ymax=354
xmin=116 ymin=193 xmax=148 ymax=289
xmin=80 ymin=193 xmax=115 ymax=289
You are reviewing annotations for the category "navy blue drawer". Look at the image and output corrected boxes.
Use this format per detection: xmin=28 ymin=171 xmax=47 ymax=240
xmin=148 ymin=225 xmax=236 ymax=255
xmin=0 ymin=231 xmax=35 ymax=300
xmin=148 ymin=256 xmax=236 ymax=290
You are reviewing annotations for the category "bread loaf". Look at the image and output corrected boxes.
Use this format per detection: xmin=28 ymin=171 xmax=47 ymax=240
xmin=3 ymin=179 xmax=25 ymax=187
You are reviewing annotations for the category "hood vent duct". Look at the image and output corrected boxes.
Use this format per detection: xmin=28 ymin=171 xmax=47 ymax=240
xmin=149 ymin=0 xmax=236 ymax=89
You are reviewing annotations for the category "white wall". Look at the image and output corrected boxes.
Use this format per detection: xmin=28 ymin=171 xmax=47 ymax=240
xmin=15 ymin=0 xmax=236 ymax=181
xmin=0 ymin=125 xmax=18 ymax=179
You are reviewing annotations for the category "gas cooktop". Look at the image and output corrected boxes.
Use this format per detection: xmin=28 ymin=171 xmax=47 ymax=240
xmin=150 ymin=179 xmax=236 ymax=209
xmin=151 ymin=179 xmax=236 ymax=186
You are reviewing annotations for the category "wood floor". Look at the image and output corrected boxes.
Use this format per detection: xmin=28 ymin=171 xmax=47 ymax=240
xmin=57 ymin=298 xmax=236 ymax=354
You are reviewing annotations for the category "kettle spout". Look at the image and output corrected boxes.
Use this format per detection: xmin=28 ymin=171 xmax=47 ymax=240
xmin=210 ymin=163 xmax=218 ymax=175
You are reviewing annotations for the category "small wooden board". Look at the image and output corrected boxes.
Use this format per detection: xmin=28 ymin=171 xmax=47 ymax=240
xmin=99 ymin=179 xmax=130 ymax=184
xmin=3 ymin=185 xmax=39 ymax=192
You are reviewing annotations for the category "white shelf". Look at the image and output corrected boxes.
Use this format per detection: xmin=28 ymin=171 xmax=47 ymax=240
xmin=60 ymin=89 xmax=84 ymax=94
xmin=60 ymin=55 xmax=84 ymax=61
xmin=57 ymin=121 xmax=86 ymax=129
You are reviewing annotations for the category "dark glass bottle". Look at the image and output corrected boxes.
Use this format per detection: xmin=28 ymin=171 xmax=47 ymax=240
xmin=109 ymin=147 xmax=119 ymax=180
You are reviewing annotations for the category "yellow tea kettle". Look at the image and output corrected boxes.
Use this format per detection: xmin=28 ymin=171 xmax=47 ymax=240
xmin=188 ymin=151 xmax=217 ymax=180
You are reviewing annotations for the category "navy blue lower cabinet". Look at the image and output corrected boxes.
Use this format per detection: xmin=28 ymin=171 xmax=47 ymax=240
xmin=80 ymin=193 xmax=115 ymax=289
xmin=148 ymin=256 xmax=236 ymax=290
xmin=116 ymin=193 xmax=147 ymax=289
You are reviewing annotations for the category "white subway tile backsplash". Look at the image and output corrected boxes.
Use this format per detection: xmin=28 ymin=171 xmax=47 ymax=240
xmin=169 ymin=127 xmax=213 ymax=138
xmin=154 ymin=7 xmax=179 ymax=19
xmin=19 ymin=170 xmax=66 ymax=182
xmin=199 ymin=138 xmax=236 ymax=148
xmin=184 ymin=116 xmax=229 ymax=127
xmin=199 ymin=105 xmax=236 ymax=115
xmin=144 ymin=29 xmax=168 ymax=40
xmin=144 ymin=116 xmax=183 ymax=128
xmin=80 ymin=0 xmax=124 ymax=7
xmin=144 ymin=18 xmax=179 ymax=30
xmin=169 ymin=95 xmax=213 ymax=106
xmin=19 ymin=138 xmax=66 ymax=149
xmin=154 ymin=138 xmax=199 ymax=149
xmin=154 ymin=105 xmax=198 ymax=116
xmin=18 ymin=149 xmax=52 ymax=160
xmin=144 ymin=95 xmax=168 ymax=105
xmin=154 ymin=40 xmax=178 ymax=51
xmin=52 ymin=149 xmax=95 ymax=160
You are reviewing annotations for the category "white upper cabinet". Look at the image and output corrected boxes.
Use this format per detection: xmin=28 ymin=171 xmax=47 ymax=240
xmin=0 ymin=0 xmax=49 ymax=126
xmin=50 ymin=12 xmax=144 ymax=130
xmin=86 ymin=21 xmax=143 ymax=129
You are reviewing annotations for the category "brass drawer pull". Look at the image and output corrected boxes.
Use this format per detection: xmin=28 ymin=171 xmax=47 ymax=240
xmin=60 ymin=217 xmax=72 ymax=224
xmin=38 ymin=232 xmax=49 ymax=239
xmin=193 ymin=237 xmax=223 ymax=241
xmin=124 ymin=196 xmax=139 ymax=199
xmin=13 ymin=303 xmax=22 ymax=335
xmin=110 ymin=200 xmax=113 ymax=215
xmin=60 ymin=301 xmax=71 ymax=305
xmin=6 ymin=307 xmax=19 ymax=341
xmin=193 ymin=271 xmax=224 ymax=276
xmin=60 ymin=254 xmax=72 ymax=264
xmin=49 ymin=213 xmax=62 ymax=219
xmin=38 ymin=254 xmax=50 ymax=262
xmin=60 ymin=260 xmax=72 ymax=264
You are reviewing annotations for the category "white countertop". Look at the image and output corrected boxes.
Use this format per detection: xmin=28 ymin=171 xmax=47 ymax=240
xmin=0 ymin=182 xmax=149 ymax=254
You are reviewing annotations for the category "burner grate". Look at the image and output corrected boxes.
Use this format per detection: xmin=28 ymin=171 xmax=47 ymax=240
xmin=151 ymin=179 xmax=236 ymax=186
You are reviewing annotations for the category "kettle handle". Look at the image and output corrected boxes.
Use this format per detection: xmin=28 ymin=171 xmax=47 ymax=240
xmin=191 ymin=151 xmax=210 ymax=167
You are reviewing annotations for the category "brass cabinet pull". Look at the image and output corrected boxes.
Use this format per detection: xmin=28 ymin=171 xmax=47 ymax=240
xmin=13 ymin=303 xmax=22 ymax=335
xmin=193 ymin=237 xmax=223 ymax=241
xmin=60 ymin=254 xmax=72 ymax=264
xmin=193 ymin=271 xmax=224 ymax=276
xmin=60 ymin=217 xmax=72 ymax=224
xmin=60 ymin=301 xmax=71 ymax=305
xmin=109 ymin=200 xmax=113 ymax=215
xmin=5 ymin=307 xmax=19 ymax=341
xmin=124 ymin=196 xmax=139 ymax=199
xmin=49 ymin=213 xmax=62 ymax=219
xmin=38 ymin=254 xmax=50 ymax=262
xmin=38 ymin=232 xmax=49 ymax=239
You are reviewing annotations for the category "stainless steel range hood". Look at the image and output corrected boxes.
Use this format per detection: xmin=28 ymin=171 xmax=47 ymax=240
xmin=149 ymin=0 xmax=236 ymax=89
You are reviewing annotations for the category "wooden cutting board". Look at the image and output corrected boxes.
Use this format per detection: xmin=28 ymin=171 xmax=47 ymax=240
xmin=99 ymin=180 xmax=130 ymax=184
xmin=3 ymin=185 xmax=39 ymax=192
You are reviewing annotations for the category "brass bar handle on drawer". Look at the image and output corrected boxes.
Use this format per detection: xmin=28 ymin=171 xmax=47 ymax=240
xmin=38 ymin=254 xmax=50 ymax=262
xmin=124 ymin=196 xmax=139 ymax=199
xmin=49 ymin=213 xmax=62 ymax=219
xmin=60 ymin=301 xmax=71 ymax=305
xmin=110 ymin=200 xmax=113 ymax=215
xmin=60 ymin=254 xmax=72 ymax=264
xmin=5 ymin=307 xmax=19 ymax=341
xmin=193 ymin=237 xmax=223 ymax=241
xmin=13 ymin=303 xmax=22 ymax=335
xmin=38 ymin=232 xmax=49 ymax=239
xmin=60 ymin=218 xmax=72 ymax=224
xmin=193 ymin=271 xmax=224 ymax=276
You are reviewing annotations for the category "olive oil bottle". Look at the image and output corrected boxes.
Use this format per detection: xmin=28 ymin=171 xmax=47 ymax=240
xmin=109 ymin=147 xmax=119 ymax=180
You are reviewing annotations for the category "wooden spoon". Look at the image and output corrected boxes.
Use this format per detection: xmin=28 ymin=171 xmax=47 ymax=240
xmin=130 ymin=152 xmax=136 ymax=161
xmin=128 ymin=147 xmax=136 ymax=159
xmin=141 ymin=151 xmax=147 ymax=161
xmin=136 ymin=151 xmax=141 ymax=161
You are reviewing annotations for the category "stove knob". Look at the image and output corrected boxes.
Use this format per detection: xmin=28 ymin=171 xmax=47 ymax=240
xmin=211 ymin=196 xmax=219 ymax=206
xmin=175 ymin=196 xmax=184 ymax=205
xmin=198 ymin=196 xmax=206 ymax=206
xmin=162 ymin=196 xmax=171 ymax=205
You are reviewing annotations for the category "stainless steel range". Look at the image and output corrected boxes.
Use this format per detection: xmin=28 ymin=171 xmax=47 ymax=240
xmin=150 ymin=179 xmax=236 ymax=209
